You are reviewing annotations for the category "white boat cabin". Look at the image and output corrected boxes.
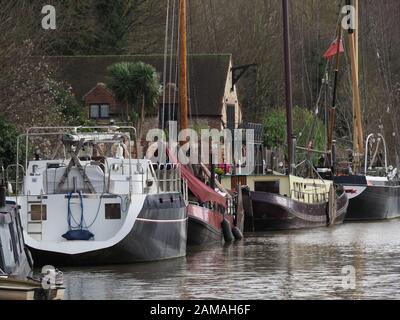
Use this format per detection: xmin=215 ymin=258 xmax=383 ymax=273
xmin=221 ymin=173 xmax=333 ymax=204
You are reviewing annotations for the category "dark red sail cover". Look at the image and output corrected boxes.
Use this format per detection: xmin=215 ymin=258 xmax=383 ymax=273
xmin=166 ymin=148 xmax=227 ymax=208
xmin=323 ymin=37 xmax=344 ymax=60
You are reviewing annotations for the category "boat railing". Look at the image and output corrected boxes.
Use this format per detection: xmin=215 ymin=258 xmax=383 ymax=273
xmin=152 ymin=163 xmax=183 ymax=194
xmin=28 ymin=159 xmax=186 ymax=197
xmin=16 ymin=126 xmax=137 ymax=186
xmin=227 ymin=197 xmax=236 ymax=216
xmin=182 ymin=177 xmax=189 ymax=206
xmin=291 ymin=189 xmax=328 ymax=204
xmin=365 ymin=133 xmax=388 ymax=175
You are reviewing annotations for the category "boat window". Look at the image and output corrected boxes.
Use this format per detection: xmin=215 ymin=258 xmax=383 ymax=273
xmin=30 ymin=204 xmax=47 ymax=221
xmin=8 ymin=223 xmax=19 ymax=264
xmin=0 ymin=247 xmax=4 ymax=272
xmin=12 ymin=212 xmax=23 ymax=254
xmin=255 ymin=181 xmax=280 ymax=194
xmin=105 ymin=203 xmax=121 ymax=220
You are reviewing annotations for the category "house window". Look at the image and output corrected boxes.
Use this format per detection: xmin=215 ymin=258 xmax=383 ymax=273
xmin=90 ymin=105 xmax=99 ymax=118
xmin=90 ymin=104 xmax=110 ymax=119
xmin=227 ymin=104 xmax=235 ymax=130
xmin=100 ymin=104 xmax=110 ymax=118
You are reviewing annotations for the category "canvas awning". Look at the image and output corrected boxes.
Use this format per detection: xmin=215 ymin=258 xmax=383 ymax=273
xmin=167 ymin=149 xmax=227 ymax=208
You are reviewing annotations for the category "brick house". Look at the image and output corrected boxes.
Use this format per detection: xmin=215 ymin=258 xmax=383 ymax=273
xmin=47 ymin=54 xmax=243 ymax=136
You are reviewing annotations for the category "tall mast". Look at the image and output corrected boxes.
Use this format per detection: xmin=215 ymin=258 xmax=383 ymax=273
xmin=348 ymin=0 xmax=364 ymax=171
xmin=179 ymin=0 xmax=189 ymax=131
xmin=282 ymin=0 xmax=294 ymax=174
xmin=326 ymin=23 xmax=343 ymax=170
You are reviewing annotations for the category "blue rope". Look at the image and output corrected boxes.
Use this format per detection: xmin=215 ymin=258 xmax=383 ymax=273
xmin=85 ymin=194 xmax=103 ymax=229
xmin=67 ymin=191 xmax=84 ymax=230
xmin=67 ymin=191 xmax=103 ymax=230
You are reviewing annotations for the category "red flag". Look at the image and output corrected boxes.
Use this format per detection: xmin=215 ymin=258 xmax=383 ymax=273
xmin=323 ymin=37 xmax=344 ymax=60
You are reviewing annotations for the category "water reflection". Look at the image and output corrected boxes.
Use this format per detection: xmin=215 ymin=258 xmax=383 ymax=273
xmin=61 ymin=220 xmax=400 ymax=300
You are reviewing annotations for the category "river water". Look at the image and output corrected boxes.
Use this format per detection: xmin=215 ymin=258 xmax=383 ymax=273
xmin=62 ymin=220 xmax=400 ymax=300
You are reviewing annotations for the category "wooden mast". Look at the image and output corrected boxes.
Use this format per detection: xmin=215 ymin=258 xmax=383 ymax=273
xmin=349 ymin=0 xmax=364 ymax=171
xmin=179 ymin=0 xmax=189 ymax=131
xmin=282 ymin=0 xmax=294 ymax=175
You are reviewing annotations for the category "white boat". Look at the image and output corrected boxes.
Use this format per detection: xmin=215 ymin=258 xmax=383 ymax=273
xmin=9 ymin=126 xmax=188 ymax=266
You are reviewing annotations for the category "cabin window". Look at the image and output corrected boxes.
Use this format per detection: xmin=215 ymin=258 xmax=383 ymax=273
xmin=105 ymin=203 xmax=121 ymax=220
xmin=30 ymin=204 xmax=47 ymax=221
xmin=255 ymin=181 xmax=280 ymax=194
xmin=12 ymin=214 xmax=23 ymax=253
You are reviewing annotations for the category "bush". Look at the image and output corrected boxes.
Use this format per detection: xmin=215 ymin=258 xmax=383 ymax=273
xmin=0 ymin=116 xmax=20 ymax=167
xmin=263 ymin=106 xmax=325 ymax=162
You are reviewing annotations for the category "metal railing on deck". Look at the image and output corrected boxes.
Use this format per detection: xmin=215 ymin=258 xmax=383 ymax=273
xmin=291 ymin=189 xmax=328 ymax=204
xmin=153 ymin=163 xmax=182 ymax=194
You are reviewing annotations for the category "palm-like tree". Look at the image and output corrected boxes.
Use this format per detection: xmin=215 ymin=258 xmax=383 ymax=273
xmin=107 ymin=62 xmax=160 ymax=141
xmin=107 ymin=62 xmax=135 ymax=121
xmin=130 ymin=62 xmax=161 ymax=141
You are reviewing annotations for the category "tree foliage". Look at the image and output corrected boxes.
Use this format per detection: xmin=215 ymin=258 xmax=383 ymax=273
xmin=37 ymin=0 xmax=163 ymax=55
xmin=2 ymin=0 xmax=400 ymax=163
xmin=0 ymin=116 xmax=20 ymax=167
xmin=107 ymin=62 xmax=161 ymax=138
xmin=263 ymin=106 xmax=325 ymax=162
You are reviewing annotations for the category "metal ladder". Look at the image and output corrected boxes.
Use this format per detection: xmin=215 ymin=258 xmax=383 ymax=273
xmin=27 ymin=194 xmax=45 ymax=241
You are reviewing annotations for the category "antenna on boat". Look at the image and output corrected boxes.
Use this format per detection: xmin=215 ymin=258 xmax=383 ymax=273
xmin=282 ymin=0 xmax=295 ymax=175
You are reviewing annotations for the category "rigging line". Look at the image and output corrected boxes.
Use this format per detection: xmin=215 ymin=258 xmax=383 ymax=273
xmin=376 ymin=2 xmax=400 ymax=153
xmin=303 ymin=60 xmax=330 ymax=147
xmin=299 ymin=0 xmax=313 ymax=109
xmin=380 ymin=2 xmax=394 ymax=93
xmin=359 ymin=3 xmax=368 ymax=126
xmin=201 ymin=0 xmax=214 ymax=53
xmin=370 ymin=4 xmax=393 ymax=131
xmin=187 ymin=0 xmax=198 ymax=125
xmin=172 ymin=2 xmax=181 ymax=126
xmin=168 ymin=0 xmax=177 ymax=125
xmin=301 ymin=3 xmax=345 ymax=147
xmin=375 ymin=6 xmax=391 ymax=99
xmin=209 ymin=0 xmax=219 ymax=52
xmin=162 ymin=0 xmax=171 ymax=131
xmin=315 ymin=0 xmax=321 ymax=104
xmin=377 ymin=5 xmax=393 ymax=105
xmin=206 ymin=0 xmax=231 ymax=129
